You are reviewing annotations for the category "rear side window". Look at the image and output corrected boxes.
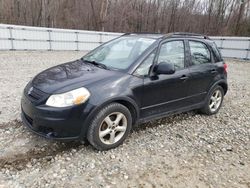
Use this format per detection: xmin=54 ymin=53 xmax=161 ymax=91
xmin=189 ymin=41 xmax=211 ymax=65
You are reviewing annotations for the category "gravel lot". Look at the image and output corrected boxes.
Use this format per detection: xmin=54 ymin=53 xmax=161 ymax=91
xmin=0 ymin=51 xmax=249 ymax=188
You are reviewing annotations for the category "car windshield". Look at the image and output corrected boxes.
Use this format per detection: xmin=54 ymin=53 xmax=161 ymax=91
xmin=82 ymin=36 xmax=156 ymax=70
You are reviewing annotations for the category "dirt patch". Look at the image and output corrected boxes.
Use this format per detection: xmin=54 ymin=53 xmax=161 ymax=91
xmin=0 ymin=120 xmax=83 ymax=171
xmin=0 ymin=120 xmax=22 ymax=129
xmin=0 ymin=141 xmax=82 ymax=171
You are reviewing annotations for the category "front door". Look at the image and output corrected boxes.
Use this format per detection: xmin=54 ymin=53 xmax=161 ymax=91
xmin=140 ymin=40 xmax=190 ymax=119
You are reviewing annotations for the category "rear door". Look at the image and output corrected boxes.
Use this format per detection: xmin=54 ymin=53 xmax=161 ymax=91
xmin=186 ymin=40 xmax=220 ymax=104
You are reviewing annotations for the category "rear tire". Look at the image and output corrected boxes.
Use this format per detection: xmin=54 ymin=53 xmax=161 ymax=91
xmin=200 ymin=85 xmax=224 ymax=115
xmin=87 ymin=103 xmax=132 ymax=151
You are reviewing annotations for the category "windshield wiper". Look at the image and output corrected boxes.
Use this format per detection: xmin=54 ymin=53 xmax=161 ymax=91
xmin=81 ymin=59 xmax=108 ymax=70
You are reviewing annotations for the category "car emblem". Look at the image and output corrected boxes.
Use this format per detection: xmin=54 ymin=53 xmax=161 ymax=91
xmin=28 ymin=87 xmax=33 ymax=95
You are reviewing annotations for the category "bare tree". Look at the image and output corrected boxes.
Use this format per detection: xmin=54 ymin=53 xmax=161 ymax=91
xmin=0 ymin=0 xmax=249 ymax=36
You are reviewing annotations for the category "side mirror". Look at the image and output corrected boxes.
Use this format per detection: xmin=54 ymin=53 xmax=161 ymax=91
xmin=154 ymin=62 xmax=175 ymax=75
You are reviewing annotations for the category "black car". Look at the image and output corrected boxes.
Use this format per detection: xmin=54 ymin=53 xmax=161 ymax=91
xmin=21 ymin=32 xmax=228 ymax=150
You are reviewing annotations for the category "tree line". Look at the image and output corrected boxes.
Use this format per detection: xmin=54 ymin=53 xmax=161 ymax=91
xmin=0 ymin=0 xmax=249 ymax=36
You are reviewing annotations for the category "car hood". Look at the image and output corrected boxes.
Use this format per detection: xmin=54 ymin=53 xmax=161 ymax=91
xmin=32 ymin=59 xmax=123 ymax=94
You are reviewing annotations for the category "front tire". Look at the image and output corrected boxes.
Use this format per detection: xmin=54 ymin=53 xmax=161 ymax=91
xmin=87 ymin=103 xmax=132 ymax=150
xmin=200 ymin=85 xmax=224 ymax=115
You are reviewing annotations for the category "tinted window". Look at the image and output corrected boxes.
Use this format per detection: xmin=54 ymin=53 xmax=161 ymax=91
xmin=211 ymin=42 xmax=222 ymax=62
xmin=134 ymin=51 xmax=156 ymax=77
xmin=157 ymin=41 xmax=185 ymax=70
xmin=189 ymin=41 xmax=211 ymax=65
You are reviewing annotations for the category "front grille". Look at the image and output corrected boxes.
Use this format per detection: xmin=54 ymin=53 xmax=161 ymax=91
xmin=28 ymin=87 xmax=44 ymax=101
xmin=25 ymin=83 xmax=47 ymax=102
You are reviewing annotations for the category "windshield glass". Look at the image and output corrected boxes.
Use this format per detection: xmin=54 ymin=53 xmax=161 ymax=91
xmin=82 ymin=36 xmax=156 ymax=70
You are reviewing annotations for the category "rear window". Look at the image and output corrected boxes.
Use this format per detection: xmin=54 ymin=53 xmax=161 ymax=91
xmin=211 ymin=42 xmax=223 ymax=62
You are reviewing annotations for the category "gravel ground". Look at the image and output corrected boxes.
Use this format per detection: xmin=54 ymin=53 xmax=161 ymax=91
xmin=0 ymin=51 xmax=249 ymax=188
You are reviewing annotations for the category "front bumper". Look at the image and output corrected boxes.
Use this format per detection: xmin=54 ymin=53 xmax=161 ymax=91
xmin=21 ymin=92 xmax=91 ymax=141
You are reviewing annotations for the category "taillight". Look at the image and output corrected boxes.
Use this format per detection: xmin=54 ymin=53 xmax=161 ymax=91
xmin=223 ymin=63 xmax=228 ymax=73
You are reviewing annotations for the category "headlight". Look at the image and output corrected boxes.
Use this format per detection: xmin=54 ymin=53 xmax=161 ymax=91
xmin=46 ymin=87 xmax=90 ymax=107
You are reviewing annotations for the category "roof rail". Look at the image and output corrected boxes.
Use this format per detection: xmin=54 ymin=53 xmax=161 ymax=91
xmin=169 ymin=32 xmax=210 ymax=39
xmin=123 ymin=32 xmax=162 ymax=35
xmin=121 ymin=33 xmax=131 ymax=36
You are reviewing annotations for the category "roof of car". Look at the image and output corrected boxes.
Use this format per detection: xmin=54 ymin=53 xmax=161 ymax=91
xmin=124 ymin=32 xmax=211 ymax=40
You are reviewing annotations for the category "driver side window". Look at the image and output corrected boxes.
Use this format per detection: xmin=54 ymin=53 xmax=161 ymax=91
xmin=157 ymin=40 xmax=185 ymax=70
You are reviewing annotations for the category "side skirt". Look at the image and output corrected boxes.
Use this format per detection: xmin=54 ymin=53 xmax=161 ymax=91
xmin=137 ymin=102 xmax=204 ymax=124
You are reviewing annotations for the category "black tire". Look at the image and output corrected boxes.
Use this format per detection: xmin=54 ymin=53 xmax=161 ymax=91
xmin=200 ymin=85 xmax=224 ymax=115
xmin=87 ymin=103 xmax=132 ymax=150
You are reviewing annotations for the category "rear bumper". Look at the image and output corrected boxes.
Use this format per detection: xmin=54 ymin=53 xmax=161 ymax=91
xmin=21 ymin=93 xmax=93 ymax=141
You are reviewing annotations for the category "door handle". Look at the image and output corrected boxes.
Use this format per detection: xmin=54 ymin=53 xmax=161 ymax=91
xmin=210 ymin=69 xmax=217 ymax=74
xmin=180 ymin=75 xmax=188 ymax=81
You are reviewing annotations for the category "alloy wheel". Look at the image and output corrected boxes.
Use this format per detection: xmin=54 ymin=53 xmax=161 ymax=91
xmin=98 ymin=112 xmax=127 ymax=145
xmin=209 ymin=89 xmax=222 ymax=112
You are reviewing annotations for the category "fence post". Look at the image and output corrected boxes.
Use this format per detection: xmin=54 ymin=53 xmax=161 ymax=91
xmin=48 ymin=30 xmax=52 ymax=51
xmin=8 ymin=27 xmax=14 ymax=50
xmin=99 ymin=33 xmax=103 ymax=44
xmin=220 ymin=38 xmax=224 ymax=49
xmin=246 ymin=39 xmax=250 ymax=60
xmin=75 ymin=32 xmax=79 ymax=51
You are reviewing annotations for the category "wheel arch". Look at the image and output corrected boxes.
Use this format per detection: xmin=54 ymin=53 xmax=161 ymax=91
xmin=209 ymin=80 xmax=228 ymax=95
xmin=79 ymin=97 xmax=140 ymax=139
xmin=204 ymin=80 xmax=227 ymax=103
xmin=217 ymin=81 xmax=228 ymax=95
xmin=113 ymin=99 xmax=139 ymax=126
xmin=200 ymin=80 xmax=226 ymax=115
xmin=99 ymin=97 xmax=140 ymax=125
